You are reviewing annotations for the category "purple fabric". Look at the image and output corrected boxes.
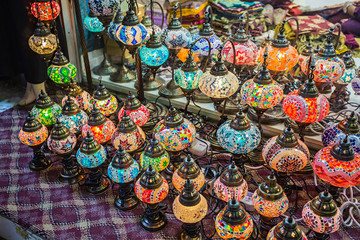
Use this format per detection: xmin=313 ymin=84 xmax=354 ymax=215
xmin=344 ymin=34 xmax=360 ymax=49
xmin=342 ymin=7 xmax=360 ymax=37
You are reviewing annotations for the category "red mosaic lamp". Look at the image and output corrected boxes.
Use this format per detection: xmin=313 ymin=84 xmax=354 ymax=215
xmin=118 ymin=92 xmax=149 ymax=127
xmin=31 ymin=0 xmax=61 ymax=21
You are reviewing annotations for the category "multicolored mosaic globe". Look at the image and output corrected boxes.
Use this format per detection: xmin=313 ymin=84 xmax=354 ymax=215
xmin=111 ymin=126 xmax=146 ymax=152
xmin=139 ymin=151 xmax=170 ymax=172
xmin=84 ymin=16 xmax=105 ymax=32
xmin=199 ymin=71 xmax=239 ymax=99
xmin=89 ymin=95 xmax=118 ymax=117
xmin=118 ymin=105 xmax=149 ymax=127
xmin=48 ymin=63 xmax=77 ymax=85
xmin=116 ymin=23 xmax=147 ymax=46
xmin=252 ymin=189 xmax=289 ymax=218
xmin=19 ymin=125 xmax=48 ymax=147
xmin=47 ymin=132 xmax=77 ymax=155
xmin=191 ymin=33 xmax=222 ymax=57
xmin=134 ymin=177 xmax=169 ymax=204
xmin=107 ymin=159 xmax=140 ymax=184
xmin=58 ymin=110 xmax=88 ymax=134
xmin=88 ymin=0 xmax=118 ymax=16
xmin=139 ymin=44 xmax=169 ymax=67
xmin=213 ymin=177 xmax=248 ymax=203
xmin=322 ymin=124 xmax=360 ymax=154
xmin=31 ymin=1 xmax=60 ymax=21
xmin=161 ymin=28 xmax=192 ymax=49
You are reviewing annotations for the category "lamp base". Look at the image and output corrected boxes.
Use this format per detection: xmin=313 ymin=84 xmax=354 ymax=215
xmin=135 ymin=73 xmax=163 ymax=91
xmin=58 ymin=157 xmax=85 ymax=185
xmin=179 ymin=223 xmax=203 ymax=240
xmin=93 ymin=57 xmax=118 ymax=76
xmin=140 ymin=203 xmax=167 ymax=232
xmin=204 ymin=129 xmax=224 ymax=151
xmin=259 ymin=215 xmax=278 ymax=239
xmin=164 ymin=151 xmax=185 ymax=175
xmin=110 ymin=65 xmax=136 ymax=83
xmin=115 ymin=183 xmax=139 ymax=211
xmin=158 ymin=79 xmax=184 ymax=99
xmin=329 ymin=83 xmax=349 ymax=112
xmin=29 ymin=150 xmax=52 ymax=171
xmin=217 ymin=98 xmax=248 ymax=115
xmin=194 ymin=90 xmax=212 ymax=103
xmin=85 ymin=169 xmax=110 ymax=195
xmin=284 ymin=119 xmax=322 ymax=136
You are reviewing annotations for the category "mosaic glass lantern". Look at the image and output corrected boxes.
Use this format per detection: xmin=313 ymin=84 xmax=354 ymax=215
xmin=172 ymin=155 xmax=205 ymax=192
xmin=141 ymin=14 xmax=162 ymax=42
xmin=262 ymin=126 xmax=310 ymax=173
xmin=28 ymin=22 xmax=57 ymax=61
xmin=322 ymin=112 xmax=360 ymax=153
xmin=108 ymin=7 xmax=124 ymax=40
xmin=174 ymin=51 xmax=203 ymax=91
xmin=313 ymin=136 xmax=360 ymax=188
xmin=107 ymin=146 xmax=140 ymax=210
xmin=47 ymin=50 xmax=77 ymax=85
xmin=18 ymin=112 xmax=51 ymax=171
xmin=88 ymin=0 xmax=117 ymax=17
xmin=267 ymin=217 xmax=308 ymax=240
xmin=89 ymin=81 xmax=118 ymax=116
xmin=31 ymin=0 xmax=60 ymax=21
xmin=215 ymin=198 xmax=254 ymax=239
xmin=61 ymin=79 xmax=92 ymax=111
xmin=82 ymin=105 xmax=115 ymax=144
xmin=217 ymin=109 xmax=261 ymax=155
xmin=118 ymin=92 xmax=149 ymax=127
xmin=173 ymin=179 xmax=208 ymax=239
xmin=302 ymin=191 xmax=341 ymax=237
xmin=112 ymin=111 xmax=145 ymax=153
xmin=258 ymin=18 xmax=299 ymax=72
xmin=139 ymin=137 xmax=170 ymax=172
xmin=139 ymin=30 xmax=169 ymax=68
xmin=84 ymin=13 xmax=105 ymax=32
xmin=252 ymin=171 xmax=289 ymax=218
xmin=135 ymin=165 xmax=169 ymax=231
xmin=58 ymin=96 xmax=88 ymax=134
xmin=31 ymin=90 xmax=62 ymax=127
xmin=335 ymin=52 xmax=356 ymax=86
xmin=298 ymin=42 xmax=313 ymax=66
xmin=214 ymin=162 xmax=248 ymax=202
xmin=153 ymin=107 xmax=196 ymax=152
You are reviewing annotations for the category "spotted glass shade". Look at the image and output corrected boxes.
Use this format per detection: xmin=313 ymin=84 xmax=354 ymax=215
xmin=28 ymin=34 xmax=58 ymax=55
xmin=153 ymin=118 xmax=196 ymax=152
xmin=107 ymin=159 xmax=140 ymax=184
xmin=84 ymin=16 xmax=105 ymax=32
xmin=31 ymin=103 xmax=62 ymax=127
xmin=61 ymin=92 xmax=92 ymax=111
xmin=322 ymin=124 xmax=360 ymax=154
xmin=77 ymin=145 xmax=107 ymax=168
xmin=47 ymin=132 xmax=77 ymax=155
xmin=118 ymin=105 xmax=149 ymax=127
xmin=191 ymin=33 xmax=222 ymax=57
xmin=139 ymin=44 xmax=169 ymax=67
xmin=82 ymin=119 xmax=115 ymax=144
xmin=88 ymin=0 xmax=117 ymax=16
xmin=351 ymin=74 xmax=360 ymax=95
xmin=262 ymin=137 xmax=310 ymax=173
xmin=48 ymin=63 xmax=77 ymax=85
xmin=111 ymin=127 xmax=145 ymax=152
xmin=31 ymin=1 xmax=60 ymax=21
xmin=144 ymin=25 xmax=161 ymax=42
xmin=302 ymin=201 xmax=341 ymax=234
xmin=199 ymin=71 xmax=239 ymax=99
xmin=215 ymin=208 xmax=253 ymax=239
xmin=161 ymin=28 xmax=192 ymax=49
xmin=116 ymin=24 xmax=147 ymax=46
xmin=172 ymin=170 xmax=205 ymax=192
xmin=58 ymin=111 xmax=88 ymax=134
xmin=19 ymin=125 xmax=48 ymax=147
xmin=258 ymin=45 xmax=299 ymax=72
xmin=252 ymin=190 xmax=289 ymax=218
xmin=241 ymin=79 xmax=283 ymax=110
xmin=283 ymin=91 xmax=329 ymax=124
xmin=313 ymin=146 xmax=360 ymax=188
xmin=301 ymin=55 xmax=345 ymax=83
xmin=173 ymin=194 xmax=208 ymax=223
xmin=134 ymin=177 xmax=169 ymax=204
xmin=213 ymin=177 xmax=248 ymax=202
xmin=267 ymin=222 xmax=308 ymax=240
xmin=174 ymin=69 xmax=203 ymax=90
xmin=217 ymin=121 xmax=261 ymax=154
xmin=139 ymin=151 xmax=170 ymax=172
xmin=222 ymin=40 xmax=259 ymax=66
xmin=336 ymin=66 xmax=357 ymax=85
xmin=89 ymin=95 xmax=118 ymax=117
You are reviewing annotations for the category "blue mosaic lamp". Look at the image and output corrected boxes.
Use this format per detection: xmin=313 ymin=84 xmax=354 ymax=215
xmin=108 ymin=7 xmax=124 ymax=41
xmin=58 ymin=96 xmax=88 ymax=135
xmin=84 ymin=13 xmax=105 ymax=33
xmin=108 ymin=145 xmax=140 ymax=210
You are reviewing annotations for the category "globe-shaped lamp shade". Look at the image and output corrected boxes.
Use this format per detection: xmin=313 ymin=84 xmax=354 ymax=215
xmin=77 ymin=132 xmax=107 ymax=168
xmin=89 ymin=82 xmax=118 ymax=117
xmin=258 ymin=44 xmax=299 ymax=72
xmin=172 ymin=155 xmax=205 ymax=192
xmin=84 ymin=15 xmax=105 ymax=32
xmin=139 ymin=43 xmax=169 ymax=67
xmin=61 ymin=80 xmax=92 ymax=111
xmin=107 ymin=146 xmax=140 ymax=183
xmin=134 ymin=165 xmax=169 ymax=204
xmin=48 ymin=51 xmax=77 ymax=85
xmin=116 ymin=23 xmax=147 ymax=46
xmin=223 ymin=40 xmax=259 ymax=66
xmin=28 ymin=22 xmax=58 ymax=56
xmin=30 ymin=90 xmax=62 ymax=127
xmin=47 ymin=120 xmax=77 ymax=156
xmin=302 ymin=191 xmax=341 ymax=235
xmin=252 ymin=172 xmax=289 ymax=218
xmin=31 ymin=1 xmax=60 ymax=21
xmin=262 ymin=126 xmax=310 ymax=172
xmin=108 ymin=8 xmax=124 ymax=40
xmin=336 ymin=66 xmax=357 ymax=85
xmin=153 ymin=107 xmax=196 ymax=152
xmin=192 ymin=33 xmax=222 ymax=57
xmin=161 ymin=28 xmax=192 ymax=50
xmin=139 ymin=138 xmax=170 ymax=172
xmin=118 ymin=92 xmax=149 ymax=127
xmin=88 ymin=0 xmax=118 ymax=17
xmin=322 ymin=112 xmax=360 ymax=153
xmin=58 ymin=97 xmax=88 ymax=134
xmin=144 ymin=25 xmax=161 ymax=42
xmin=267 ymin=217 xmax=308 ymax=240
xmin=213 ymin=162 xmax=248 ymax=202
xmin=18 ymin=113 xmax=49 ymax=147
xmin=215 ymin=199 xmax=254 ymax=239
xmin=175 ymin=68 xmax=203 ymax=90
xmin=313 ymin=137 xmax=360 ymax=188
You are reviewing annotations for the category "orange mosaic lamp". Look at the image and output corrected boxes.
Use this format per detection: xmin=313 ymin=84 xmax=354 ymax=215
xmin=177 ymin=48 xmax=200 ymax=63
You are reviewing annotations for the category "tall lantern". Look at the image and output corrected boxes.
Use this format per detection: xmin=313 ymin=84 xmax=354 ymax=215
xmin=30 ymin=90 xmax=62 ymax=127
xmin=58 ymin=96 xmax=88 ymax=135
xmin=267 ymin=217 xmax=308 ymax=240
xmin=118 ymin=92 xmax=149 ymax=127
xmin=89 ymin=81 xmax=118 ymax=117
xmin=47 ymin=50 xmax=77 ymax=86
xmin=31 ymin=0 xmax=61 ymax=21
xmin=28 ymin=22 xmax=57 ymax=63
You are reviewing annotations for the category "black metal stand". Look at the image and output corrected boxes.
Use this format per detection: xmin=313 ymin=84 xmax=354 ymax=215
xmin=259 ymin=215 xmax=277 ymax=239
xmin=58 ymin=155 xmax=85 ymax=185
xmin=115 ymin=182 xmax=139 ymax=211
xmin=140 ymin=203 xmax=167 ymax=232
xmin=85 ymin=168 xmax=110 ymax=194
xmin=179 ymin=222 xmax=203 ymax=240
xmin=29 ymin=145 xmax=52 ymax=171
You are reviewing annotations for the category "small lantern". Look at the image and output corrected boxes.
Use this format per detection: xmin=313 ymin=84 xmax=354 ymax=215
xmin=31 ymin=90 xmax=62 ymax=127
xmin=174 ymin=52 xmax=203 ymax=91
xmin=84 ymin=13 xmax=105 ymax=33
xmin=267 ymin=217 xmax=308 ymax=240
xmin=89 ymin=81 xmax=118 ymax=117
xmin=88 ymin=0 xmax=118 ymax=17
xmin=108 ymin=7 xmax=124 ymax=41
xmin=47 ymin=50 xmax=77 ymax=85
xmin=58 ymin=96 xmax=88 ymax=135
xmin=61 ymin=79 xmax=91 ymax=111
xmin=28 ymin=22 xmax=57 ymax=62
xmin=118 ymin=92 xmax=149 ymax=127
xmin=31 ymin=0 xmax=61 ymax=21
xmin=139 ymin=137 xmax=170 ymax=172
xmin=139 ymin=30 xmax=169 ymax=68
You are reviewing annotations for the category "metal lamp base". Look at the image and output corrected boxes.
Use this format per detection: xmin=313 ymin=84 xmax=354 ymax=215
xmin=115 ymin=183 xmax=139 ymax=211
xmin=179 ymin=223 xmax=203 ymax=240
xmin=247 ymin=105 xmax=286 ymax=125
xmin=93 ymin=57 xmax=118 ymax=76
xmin=205 ymin=130 xmax=224 ymax=151
xmin=29 ymin=150 xmax=52 ymax=171
xmin=135 ymin=74 xmax=163 ymax=91
xmin=58 ymin=158 xmax=85 ymax=185
xmin=159 ymin=79 xmax=183 ymax=99
xmin=194 ymin=90 xmax=212 ymax=103
xmin=284 ymin=118 xmax=323 ymax=136
xmin=86 ymin=169 xmax=110 ymax=195
xmin=140 ymin=203 xmax=167 ymax=232
xmin=110 ymin=65 xmax=136 ymax=82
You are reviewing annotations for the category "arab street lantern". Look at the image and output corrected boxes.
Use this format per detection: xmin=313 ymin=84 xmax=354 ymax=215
xmin=58 ymin=96 xmax=88 ymax=135
xmin=82 ymin=105 xmax=115 ymax=144
xmin=213 ymin=162 xmax=248 ymax=202
xmin=215 ymin=198 xmax=254 ymax=240
xmin=118 ymin=92 xmax=149 ymax=127
xmin=47 ymin=50 xmax=77 ymax=86
xmin=18 ymin=112 xmax=51 ymax=171
xmin=84 ymin=13 xmax=105 ymax=33
xmin=61 ymin=79 xmax=91 ymax=111
xmin=262 ymin=126 xmax=310 ymax=173
xmin=322 ymin=111 xmax=360 ymax=153
xmin=267 ymin=216 xmax=308 ymax=240
xmin=302 ymin=191 xmax=341 ymax=239
xmin=88 ymin=0 xmax=117 ymax=17
xmin=139 ymin=137 xmax=170 ymax=172
xmin=313 ymin=136 xmax=360 ymax=188
xmin=30 ymin=90 xmax=62 ymax=127
xmin=172 ymin=155 xmax=205 ymax=192
xmin=31 ymin=0 xmax=61 ymax=21
xmin=89 ymin=81 xmax=118 ymax=117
